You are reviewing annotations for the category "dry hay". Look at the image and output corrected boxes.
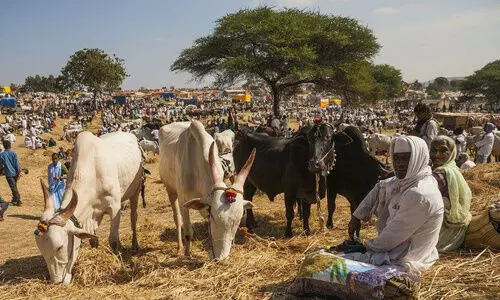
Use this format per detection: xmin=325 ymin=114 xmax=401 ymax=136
xmin=0 ymin=117 xmax=498 ymax=299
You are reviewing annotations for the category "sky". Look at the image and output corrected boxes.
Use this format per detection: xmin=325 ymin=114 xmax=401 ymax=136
xmin=1 ymin=0 xmax=499 ymax=90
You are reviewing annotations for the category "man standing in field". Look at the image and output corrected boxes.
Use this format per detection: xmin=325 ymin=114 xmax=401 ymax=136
xmin=0 ymin=141 xmax=22 ymax=206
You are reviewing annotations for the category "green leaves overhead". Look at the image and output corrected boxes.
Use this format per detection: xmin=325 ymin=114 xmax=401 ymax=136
xmin=171 ymin=7 xmax=380 ymax=114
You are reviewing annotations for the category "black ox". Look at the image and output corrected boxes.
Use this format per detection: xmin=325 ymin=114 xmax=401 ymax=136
xmin=233 ymin=126 xmax=353 ymax=237
xmin=234 ymin=123 xmax=389 ymax=239
xmin=307 ymin=124 xmax=390 ymax=239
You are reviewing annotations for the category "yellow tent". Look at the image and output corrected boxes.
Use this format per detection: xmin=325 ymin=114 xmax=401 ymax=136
xmin=1 ymin=86 xmax=11 ymax=94
xmin=320 ymin=99 xmax=329 ymax=108
xmin=234 ymin=93 xmax=252 ymax=102
xmin=330 ymin=98 xmax=342 ymax=105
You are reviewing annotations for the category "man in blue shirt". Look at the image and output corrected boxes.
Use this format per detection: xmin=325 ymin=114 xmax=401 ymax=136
xmin=0 ymin=140 xmax=22 ymax=206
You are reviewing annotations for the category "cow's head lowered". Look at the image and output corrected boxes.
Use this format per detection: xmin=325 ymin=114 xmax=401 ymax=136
xmin=307 ymin=121 xmax=353 ymax=175
xmin=35 ymin=180 xmax=96 ymax=284
xmin=185 ymin=143 xmax=256 ymax=261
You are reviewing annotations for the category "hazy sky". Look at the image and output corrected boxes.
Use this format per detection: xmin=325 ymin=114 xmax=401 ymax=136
xmin=1 ymin=0 xmax=499 ymax=89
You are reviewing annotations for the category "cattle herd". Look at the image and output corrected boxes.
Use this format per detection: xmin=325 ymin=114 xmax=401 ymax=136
xmin=3 ymin=93 xmax=496 ymax=285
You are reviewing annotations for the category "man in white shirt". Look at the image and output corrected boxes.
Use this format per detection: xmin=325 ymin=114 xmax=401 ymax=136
xmin=452 ymin=127 xmax=467 ymax=154
xmin=413 ymin=103 xmax=438 ymax=148
xmin=151 ymin=128 xmax=159 ymax=145
xmin=475 ymin=123 xmax=496 ymax=164
xmin=346 ymin=136 xmax=444 ymax=275
xmin=4 ymin=132 xmax=16 ymax=143
xmin=29 ymin=125 xmax=38 ymax=150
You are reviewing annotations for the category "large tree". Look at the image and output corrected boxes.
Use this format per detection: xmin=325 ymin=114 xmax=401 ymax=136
xmin=461 ymin=60 xmax=500 ymax=105
xmin=372 ymin=64 xmax=404 ymax=100
xmin=171 ymin=7 xmax=380 ymax=116
xmin=60 ymin=48 xmax=127 ymax=99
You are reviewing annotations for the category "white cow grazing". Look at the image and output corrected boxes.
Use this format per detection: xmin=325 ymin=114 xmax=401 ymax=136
xmin=139 ymin=139 xmax=159 ymax=155
xmin=366 ymin=133 xmax=392 ymax=163
xmin=214 ymin=129 xmax=235 ymax=154
xmin=159 ymin=121 xmax=255 ymax=260
xmin=35 ymin=131 xmax=143 ymax=284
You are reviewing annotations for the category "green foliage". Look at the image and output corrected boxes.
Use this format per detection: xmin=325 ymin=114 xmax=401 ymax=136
xmin=23 ymin=74 xmax=63 ymax=92
xmin=171 ymin=7 xmax=380 ymax=115
xmin=461 ymin=60 xmax=500 ymax=104
xmin=372 ymin=64 xmax=404 ymax=100
xmin=60 ymin=48 xmax=127 ymax=97
xmin=449 ymin=80 xmax=463 ymax=91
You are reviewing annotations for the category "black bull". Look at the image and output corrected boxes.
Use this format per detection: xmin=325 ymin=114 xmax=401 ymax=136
xmin=308 ymin=125 xmax=390 ymax=235
xmin=233 ymin=125 xmax=389 ymax=238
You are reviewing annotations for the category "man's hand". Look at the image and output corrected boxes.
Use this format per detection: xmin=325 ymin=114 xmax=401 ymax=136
xmin=348 ymin=216 xmax=361 ymax=241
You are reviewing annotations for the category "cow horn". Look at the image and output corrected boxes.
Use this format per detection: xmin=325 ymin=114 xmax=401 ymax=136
xmin=58 ymin=189 xmax=78 ymax=221
xmin=40 ymin=179 xmax=54 ymax=214
xmin=209 ymin=142 xmax=223 ymax=184
xmin=233 ymin=148 xmax=256 ymax=189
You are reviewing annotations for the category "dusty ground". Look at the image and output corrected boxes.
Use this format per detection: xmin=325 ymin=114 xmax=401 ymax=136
xmin=0 ymin=116 xmax=498 ymax=299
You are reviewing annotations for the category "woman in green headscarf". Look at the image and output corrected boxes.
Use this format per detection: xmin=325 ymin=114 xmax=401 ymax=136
xmin=430 ymin=135 xmax=472 ymax=252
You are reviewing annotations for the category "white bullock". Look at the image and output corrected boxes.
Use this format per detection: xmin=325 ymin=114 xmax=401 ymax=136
xmin=139 ymin=139 xmax=159 ymax=155
xmin=366 ymin=133 xmax=392 ymax=163
xmin=214 ymin=129 xmax=235 ymax=154
xmin=35 ymin=132 xmax=143 ymax=284
xmin=159 ymin=121 xmax=255 ymax=260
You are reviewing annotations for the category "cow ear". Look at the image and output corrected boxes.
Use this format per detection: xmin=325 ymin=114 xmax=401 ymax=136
xmin=66 ymin=223 xmax=98 ymax=239
xmin=75 ymin=232 xmax=98 ymax=240
xmin=185 ymin=198 xmax=210 ymax=210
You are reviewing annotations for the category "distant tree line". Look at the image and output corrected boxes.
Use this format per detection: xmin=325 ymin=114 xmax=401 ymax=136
xmin=21 ymin=48 xmax=127 ymax=100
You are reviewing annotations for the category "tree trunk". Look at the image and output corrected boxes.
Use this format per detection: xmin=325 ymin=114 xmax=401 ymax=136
xmin=271 ymin=85 xmax=280 ymax=117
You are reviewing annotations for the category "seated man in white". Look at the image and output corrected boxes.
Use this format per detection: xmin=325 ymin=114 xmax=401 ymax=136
xmin=346 ymin=136 xmax=444 ymax=275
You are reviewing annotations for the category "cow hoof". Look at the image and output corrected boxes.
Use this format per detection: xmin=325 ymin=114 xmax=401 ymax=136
xmin=132 ymin=242 xmax=140 ymax=252
xmin=326 ymin=224 xmax=334 ymax=229
xmin=90 ymin=238 xmax=99 ymax=248
xmin=285 ymin=231 xmax=293 ymax=238
xmin=110 ymin=241 xmax=121 ymax=253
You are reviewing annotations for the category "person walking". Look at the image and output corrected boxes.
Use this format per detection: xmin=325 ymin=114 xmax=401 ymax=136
xmin=475 ymin=122 xmax=496 ymax=164
xmin=0 ymin=141 xmax=22 ymax=206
